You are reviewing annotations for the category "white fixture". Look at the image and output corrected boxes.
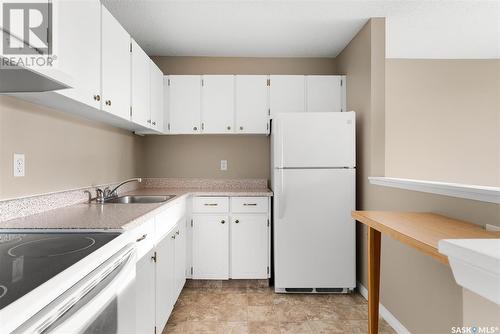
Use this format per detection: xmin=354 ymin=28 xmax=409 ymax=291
xmin=272 ymin=112 xmax=356 ymax=292
xmin=220 ymin=160 xmax=227 ymax=171
xmin=439 ymin=239 xmax=500 ymax=305
xmin=13 ymin=244 xmax=137 ymax=333
xmin=13 ymin=154 xmax=25 ymax=177
xmin=368 ymin=177 xmax=500 ymax=204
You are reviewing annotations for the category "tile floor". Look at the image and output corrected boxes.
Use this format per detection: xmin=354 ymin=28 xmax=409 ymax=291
xmin=162 ymin=280 xmax=396 ymax=334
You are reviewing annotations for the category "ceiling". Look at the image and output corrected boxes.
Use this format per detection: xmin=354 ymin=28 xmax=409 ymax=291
xmin=101 ymin=0 xmax=500 ymax=59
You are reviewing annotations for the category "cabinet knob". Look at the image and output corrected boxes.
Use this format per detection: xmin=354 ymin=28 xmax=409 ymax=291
xmin=227 ymin=126 xmax=231 ymax=130
xmin=93 ymin=95 xmax=101 ymax=101
xmin=193 ymin=126 xmax=198 ymax=131
xmin=147 ymin=119 xmax=151 ymax=124
xmin=105 ymin=100 xmax=111 ymax=106
xmin=221 ymin=220 xmax=225 ymax=224
xmin=152 ymin=121 xmax=156 ymax=126
xmin=176 ymin=230 xmax=180 ymax=235
xmin=234 ymin=220 xmax=239 ymax=224
xmin=171 ymin=235 xmax=176 ymax=239
xmin=239 ymin=126 xmax=243 ymax=130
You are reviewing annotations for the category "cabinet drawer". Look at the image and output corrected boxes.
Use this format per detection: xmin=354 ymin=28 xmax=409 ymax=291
xmin=129 ymin=218 xmax=155 ymax=259
xmin=231 ymin=197 xmax=268 ymax=213
xmin=192 ymin=197 xmax=229 ymax=213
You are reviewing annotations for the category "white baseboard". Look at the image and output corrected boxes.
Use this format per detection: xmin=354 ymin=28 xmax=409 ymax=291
xmin=357 ymin=282 xmax=412 ymax=334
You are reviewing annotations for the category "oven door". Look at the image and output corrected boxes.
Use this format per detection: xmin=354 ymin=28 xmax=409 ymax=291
xmin=13 ymin=244 xmax=136 ymax=334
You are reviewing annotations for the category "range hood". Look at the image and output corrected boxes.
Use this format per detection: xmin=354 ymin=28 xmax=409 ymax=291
xmin=0 ymin=56 xmax=73 ymax=92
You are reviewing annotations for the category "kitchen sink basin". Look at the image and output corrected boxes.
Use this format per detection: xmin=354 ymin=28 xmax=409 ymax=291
xmin=104 ymin=195 xmax=175 ymax=204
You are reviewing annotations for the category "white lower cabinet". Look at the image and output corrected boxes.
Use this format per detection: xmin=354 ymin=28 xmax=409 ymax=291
xmin=191 ymin=196 xmax=270 ymax=280
xmin=192 ymin=214 xmax=229 ymax=279
xmin=174 ymin=218 xmax=187 ymax=298
xmin=155 ymin=228 xmax=176 ymax=331
xmin=231 ymin=215 xmax=269 ymax=279
xmin=135 ymin=248 xmax=156 ymax=334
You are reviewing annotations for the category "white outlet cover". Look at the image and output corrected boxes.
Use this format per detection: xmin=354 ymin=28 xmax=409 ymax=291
xmin=13 ymin=153 xmax=25 ymax=177
xmin=220 ymin=160 xmax=228 ymax=171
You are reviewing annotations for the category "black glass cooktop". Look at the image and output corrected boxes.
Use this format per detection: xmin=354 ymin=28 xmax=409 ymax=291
xmin=0 ymin=232 xmax=120 ymax=310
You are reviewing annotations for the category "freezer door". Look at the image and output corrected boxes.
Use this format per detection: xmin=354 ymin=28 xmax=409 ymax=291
xmin=273 ymin=168 xmax=355 ymax=289
xmin=273 ymin=112 xmax=355 ymax=168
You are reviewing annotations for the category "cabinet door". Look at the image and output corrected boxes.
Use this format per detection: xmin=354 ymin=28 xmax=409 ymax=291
xmin=155 ymin=231 xmax=175 ymax=330
xmin=150 ymin=62 xmax=164 ymax=132
xmin=174 ymin=218 xmax=187 ymax=298
xmin=201 ymin=75 xmax=234 ymax=133
xmin=135 ymin=250 xmax=156 ymax=334
xmin=306 ymin=76 xmax=344 ymax=113
xmin=169 ymin=75 xmax=201 ymax=134
xmin=163 ymin=76 xmax=170 ymax=133
xmin=131 ymin=39 xmax=150 ymax=127
xmin=192 ymin=215 xmax=229 ymax=279
xmin=101 ymin=5 xmax=131 ymax=120
xmin=54 ymin=0 xmax=101 ymax=109
xmin=269 ymin=75 xmax=305 ymax=118
xmin=235 ymin=75 xmax=269 ymax=134
xmin=231 ymin=215 xmax=268 ymax=279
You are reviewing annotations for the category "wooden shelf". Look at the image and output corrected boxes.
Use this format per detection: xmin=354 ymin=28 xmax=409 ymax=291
xmin=352 ymin=211 xmax=500 ymax=264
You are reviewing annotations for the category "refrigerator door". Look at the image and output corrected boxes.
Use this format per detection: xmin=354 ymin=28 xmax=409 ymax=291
xmin=273 ymin=112 xmax=355 ymax=168
xmin=273 ymin=168 xmax=355 ymax=290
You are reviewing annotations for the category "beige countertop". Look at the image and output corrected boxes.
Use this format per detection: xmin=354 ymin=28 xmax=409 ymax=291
xmin=0 ymin=187 xmax=272 ymax=230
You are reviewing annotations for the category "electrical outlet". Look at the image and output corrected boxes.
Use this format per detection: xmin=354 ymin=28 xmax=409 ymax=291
xmin=220 ymin=160 xmax=228 ymax=171
xmin=13 ymin=153 xmax=25 ymax=177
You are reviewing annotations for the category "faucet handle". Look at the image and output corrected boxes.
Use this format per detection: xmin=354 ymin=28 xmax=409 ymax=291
xmin=96 ymin=188 xmax=105 ymax=203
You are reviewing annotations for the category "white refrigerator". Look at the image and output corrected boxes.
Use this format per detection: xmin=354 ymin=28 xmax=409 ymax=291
xmin=271 ymin=112 xmax=356 ymax=293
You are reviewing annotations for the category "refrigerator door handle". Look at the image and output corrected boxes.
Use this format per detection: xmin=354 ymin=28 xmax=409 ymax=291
xmin=278 ymin=170 xmax=286 ymax=219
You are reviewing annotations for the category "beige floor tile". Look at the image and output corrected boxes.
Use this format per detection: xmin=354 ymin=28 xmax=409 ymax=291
xmin=279 ymin=321 xmax=313 ymax=334
xmin=336 ymin=304 xmax=368 ymax=320
xmin=189 ymin=305 xmax=221 ymax=321
xmin=247 ymin=305 xmax=276 ymax=322
xmin=275 ymin=304 xmax=311 ymax=322
xmin=328 ymin=293 xmax=367 ymax=305
xmin=218 ymin=304 xmax=248 ymax=322
xmin=162 ymin=322 xmax=184 ymax=334
xmin=222 ymin=321 xmax=249 ymax=334
xmin=306 ymin=304 xmax=341 ymax=321
xmin=248 ymin=321 xmax=281 ymax=334
xmin=219 ymin=292 xmax=248 ymax=305
xmin=168 ymin=304 xmax=193 ymax=324
xmin=183 ymin=321 xmax=224 ymax=334
xmin=308 ymin=320 xmax=345 ymax=333
xmin=247 ymin=292 xmax=274 ymax=306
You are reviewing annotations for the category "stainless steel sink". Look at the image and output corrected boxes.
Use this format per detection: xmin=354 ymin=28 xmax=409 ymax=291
xmin=104 ymin=195 xmax=175 ymax=204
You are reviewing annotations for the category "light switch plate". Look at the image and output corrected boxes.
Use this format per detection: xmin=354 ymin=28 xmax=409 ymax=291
xmin=220 ymin=160 xmax=228 ymax=171
xmin=13 ymin=153 xmax=25 ymax=177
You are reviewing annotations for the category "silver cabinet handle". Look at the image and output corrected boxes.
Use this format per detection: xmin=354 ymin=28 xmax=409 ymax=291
xmin=227 ymin=126 xmax=231 ymax=130
xmin=105 ymin=100 xmax=111 ymax=106
xmin=243 ymin=203 xmax=257 ymax=206
xmin=239 ymin=126 xmax=244 ymax=130
xmin=136 ymin=234 xmax=147 ymax=242
xmin=193 ymin=126 xmax=198 ymax=131
xmin=221 ymin=220 xmax=225 ymax=224
xmin=204 ymin=203 xmax=218 ymax=206
xmin=176 ymin=230 xmax=180 ymax=235
xmin=152 ymin=121 xmax=156 ymax=126
xmin=171 ymin=235 xmax=176 ymax=239
xmin=234 ymin=220 xmax=240 ymax=224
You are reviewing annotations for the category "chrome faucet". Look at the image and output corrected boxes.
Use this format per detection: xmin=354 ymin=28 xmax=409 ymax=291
xmin=95 ymin=178 xmax=142 ymax=203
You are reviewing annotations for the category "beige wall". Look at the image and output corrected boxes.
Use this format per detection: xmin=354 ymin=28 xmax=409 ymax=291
xmin=140 ymin=135 xmax=269 ymax=180
xmin=0 ymin=96 xmax=142 ymax=199
xmin=143 ymin=56 xmax=338 ymax=180
xmin=337 ymin=18 xmax=500 ymax=333
xmin=463 ymin=288 xmax=500 ymax=328
xmin=386 ymin=59 xmax=500 ymax=186
xmin=151 ymin=56 xmax=336 ymax=75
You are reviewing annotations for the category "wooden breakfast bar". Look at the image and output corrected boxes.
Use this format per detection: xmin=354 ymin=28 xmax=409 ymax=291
xmin=351 ymin=211 xmax=500 ymax=334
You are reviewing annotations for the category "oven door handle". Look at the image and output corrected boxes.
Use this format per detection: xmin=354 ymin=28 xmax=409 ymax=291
xmin=14 ymin=244 xmax=136 ymax=334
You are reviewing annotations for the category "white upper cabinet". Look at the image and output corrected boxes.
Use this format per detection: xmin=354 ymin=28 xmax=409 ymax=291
xmin=235 ymin=75 xmax=269 ymax=134
xmin=101 ymin=5 xmax=131 ymax=120
xmin=269 ymin=75 xmax=305 ymax=118
xmin=201 ymin=75 xmax=235 ymax=134
xmin=150 ymin=62 xmax=164 ymax=132
xmin=306 ymin=75 xmax=345 ymax=113
xmin=168 ymin=75 xmax=201 ymax=134
xmin=131 ymin=39 xmax=150 ymax=128
xmin=53 ymin=0 xmax=101 ymax=109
